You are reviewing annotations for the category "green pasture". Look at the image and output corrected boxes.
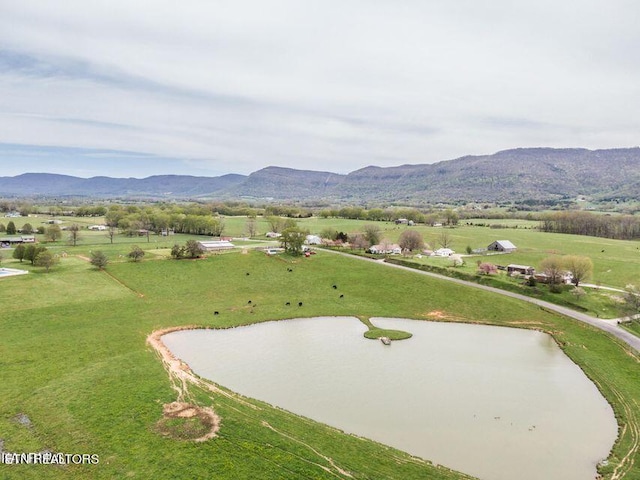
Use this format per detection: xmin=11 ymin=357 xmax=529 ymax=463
xmin=10 ymin=214 xmax=640 ymax=287
xmin=0 ymin=249 xmax=638 ymax=479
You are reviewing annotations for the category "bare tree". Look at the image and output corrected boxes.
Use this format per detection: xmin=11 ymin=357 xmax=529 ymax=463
xmin=245 ymin=217 xmax=257 ymax=238
xmin=106 ymin=225 xmax=117 ymax=244
xmin=349 ymin=233 xmax=368 ymax=250
xmin=438 ymin=230 xmax=452 ymax=249
xmin=68 ymin=224 xmax=81 ymax=247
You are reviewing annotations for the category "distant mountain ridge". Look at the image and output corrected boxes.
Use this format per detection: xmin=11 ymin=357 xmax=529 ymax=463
xmin=1 ymin=147 xmax=639 ymax=203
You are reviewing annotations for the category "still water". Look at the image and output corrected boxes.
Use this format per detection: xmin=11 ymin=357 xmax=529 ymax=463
xmin=163 ymin=317 xmax=617 ymax=480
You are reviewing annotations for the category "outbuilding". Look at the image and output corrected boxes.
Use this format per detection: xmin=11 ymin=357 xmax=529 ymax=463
xmin=507 ymin=264 xmax=535 ymax=276
xmin=198 ymin=240 xmax=235 ymax=252
xmin=488 ymin=240 xmax=517 ymax=253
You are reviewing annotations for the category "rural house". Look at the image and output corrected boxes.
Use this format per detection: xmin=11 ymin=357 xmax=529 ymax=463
xmin=488 ymin=240 xmax=517 ymax=253
xmin=369 ymin=244 xmax=402 ymax=255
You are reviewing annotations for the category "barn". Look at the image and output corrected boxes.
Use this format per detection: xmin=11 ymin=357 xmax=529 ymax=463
xmin=488 ymin=240 xmax=517 ymax=253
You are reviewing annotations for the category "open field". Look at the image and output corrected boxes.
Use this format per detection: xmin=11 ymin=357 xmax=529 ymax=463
xmin=7 ymin=214 xmax=639 ymax=288
xmin=1 ymin=247 xmax=639 ymax=479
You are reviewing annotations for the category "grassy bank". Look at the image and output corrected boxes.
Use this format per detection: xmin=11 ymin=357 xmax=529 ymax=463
xmin=0 ymin=250 xmax=638 ymax=479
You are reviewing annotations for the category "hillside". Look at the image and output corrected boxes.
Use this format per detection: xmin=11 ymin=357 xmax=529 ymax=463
xmin=1 ymin=147 xmax=639 ymax=203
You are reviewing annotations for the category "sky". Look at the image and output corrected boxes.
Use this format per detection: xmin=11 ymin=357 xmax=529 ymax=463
xmin=0 ymin=1 xmax=638 ymax=179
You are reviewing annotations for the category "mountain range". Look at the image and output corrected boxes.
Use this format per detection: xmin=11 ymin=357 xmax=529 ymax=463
xmin=1 ymin=147 xmax=639 ymax=204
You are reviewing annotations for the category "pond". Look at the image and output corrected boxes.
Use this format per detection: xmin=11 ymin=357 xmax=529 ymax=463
xmin=162 ymin=317 xmax=617 ymax=480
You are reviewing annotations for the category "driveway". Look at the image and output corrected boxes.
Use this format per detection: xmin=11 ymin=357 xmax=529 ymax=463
xmin=322 ymin=249 xmax=640 ymax=353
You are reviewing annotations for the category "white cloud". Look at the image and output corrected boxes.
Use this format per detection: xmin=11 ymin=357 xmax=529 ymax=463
xmin=0 ymin=0 xmax=639 ymax=177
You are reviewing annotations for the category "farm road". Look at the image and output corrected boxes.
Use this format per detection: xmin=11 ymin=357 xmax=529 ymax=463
xmin=322 ymin=249 xmax=640 ymax=353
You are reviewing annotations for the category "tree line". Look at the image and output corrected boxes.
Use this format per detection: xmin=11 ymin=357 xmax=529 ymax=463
xmin=540 ymin=211 xmax=640 ymax=240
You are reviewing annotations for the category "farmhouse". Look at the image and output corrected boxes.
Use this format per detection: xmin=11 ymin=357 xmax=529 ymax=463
xmin=198 ymin=240 xmax=235 ymax=252
xmin=488 ymin=240 xmax=517 ymax=253
xmin=369 ymin=244 xmax=402 ymax=255
xmin=88 ymin=225 xmax=107 ymax=231
xmin=433 ymin=248 xmax=455 ymax=257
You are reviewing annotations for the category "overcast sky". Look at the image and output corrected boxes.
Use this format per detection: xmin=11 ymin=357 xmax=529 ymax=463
xmin=1 ymin=1 xmax=638 ymax=178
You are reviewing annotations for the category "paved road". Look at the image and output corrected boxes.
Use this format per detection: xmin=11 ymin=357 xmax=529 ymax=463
xmin=321 ymin=249 xmax=640 ymax=353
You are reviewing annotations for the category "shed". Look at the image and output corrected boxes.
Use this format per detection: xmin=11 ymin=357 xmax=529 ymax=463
xmin=488 ymin=240 xmax=517 ymax=252
xmin=198 ymin=240 xmax=235 ymax=252
xmin=507 ymin=264 xmax=535 ymax=276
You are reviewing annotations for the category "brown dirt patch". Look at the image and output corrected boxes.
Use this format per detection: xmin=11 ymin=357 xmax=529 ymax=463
xmin=155 ymin=401 xmax=220 ymax=442
xmin=421 ymin=310 xmax=460 ymax=321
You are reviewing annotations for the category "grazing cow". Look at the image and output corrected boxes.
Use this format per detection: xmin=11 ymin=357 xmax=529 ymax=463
xmin=332 ymin=285 xmax=337 ymax=289
xmin=246 ymin=272 xmax=250 ymax=276
xmin=247 ymin=300 xmax=252 ymax=304
xmin=285 ymin=302 xmax=290 ymax=306
xmin=298 ymin=302 xmax=303 ymax=307
xmin=214 ymin=311 xmax=219 ymax=315
xmin=339 ymin=294 xmax=344 ymax=298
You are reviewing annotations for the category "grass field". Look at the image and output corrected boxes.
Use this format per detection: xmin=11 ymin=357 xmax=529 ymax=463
xmin=1 ymin=245 xmax=639 ymax=479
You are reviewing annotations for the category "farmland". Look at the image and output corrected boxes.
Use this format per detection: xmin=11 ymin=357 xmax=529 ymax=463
xmin=0 ymin=235 xmax=639 ymax=479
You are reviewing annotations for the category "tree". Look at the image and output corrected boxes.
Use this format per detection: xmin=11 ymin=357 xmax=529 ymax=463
xmin=478 ymin=262 xmax=498 ymax=275
xmin=12 ymin=244 xmax=26 ymax=262
xmin=106 ymin=225 xmax=117 ymax=244
xmin=540 ymin=256 xmax=564 ymax=290
xmin=362 ymin=224 xmax=381 ymax=247
xmin=349 ymin=233 xmax=368 ymax=250
xmin=320 ymin=227 xmax=338 ymax=241
xmin=0 ymin=223 xmax=5 ymax=233
xmin=6 ymin=221 xmax=16 ymax=235
xmin=443 ymin=209 xmax=459 ymax=226
xmin=280 ymin=227 xmax=307 ymax=255
xmin=266 ymin=216 xmax=284 ymax=233
xmin=34 ymin=250 xmax=58 ymax=273
xmin=438 ymin=230 xmax=452 ymax=249
xmin=398 ymin=230 xmax=424 ymax=252
xmin=184 ymin=240 xmax=204 ymax=258
xmin=170 ymin=244 xmax=185 ymax=259
xmin=21 ymin=223 xmax=34 ymax=234
xmin=245 ymin=217 xmax=257 ymax=238
xmin=24 ymin=244 xmax=47 ymax=265
xmin=451 ymin=254 xmax=464 ymax=267
xmin=570 ymin=287 xmax=586 ymax=301
xmin=0 ymin=252 xmax=3 ymax=265
xmin=68 ymin=224 xmax=81 ymax=246
xmin=128 ymin=245 xmax=145 ymax=262
xmin=45 ymin=225 xmax=62 ymax=242
xmin=563 ymin=255 xmax=593 ymax=287
xmin=90 ymin=251 xmax=109 ymax=269
xmin=622 ymin=284 xmax=640 ymax=320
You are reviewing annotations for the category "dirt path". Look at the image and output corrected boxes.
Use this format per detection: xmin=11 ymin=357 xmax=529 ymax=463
xmin=146 ymin=326 xmax=225 ymax=441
